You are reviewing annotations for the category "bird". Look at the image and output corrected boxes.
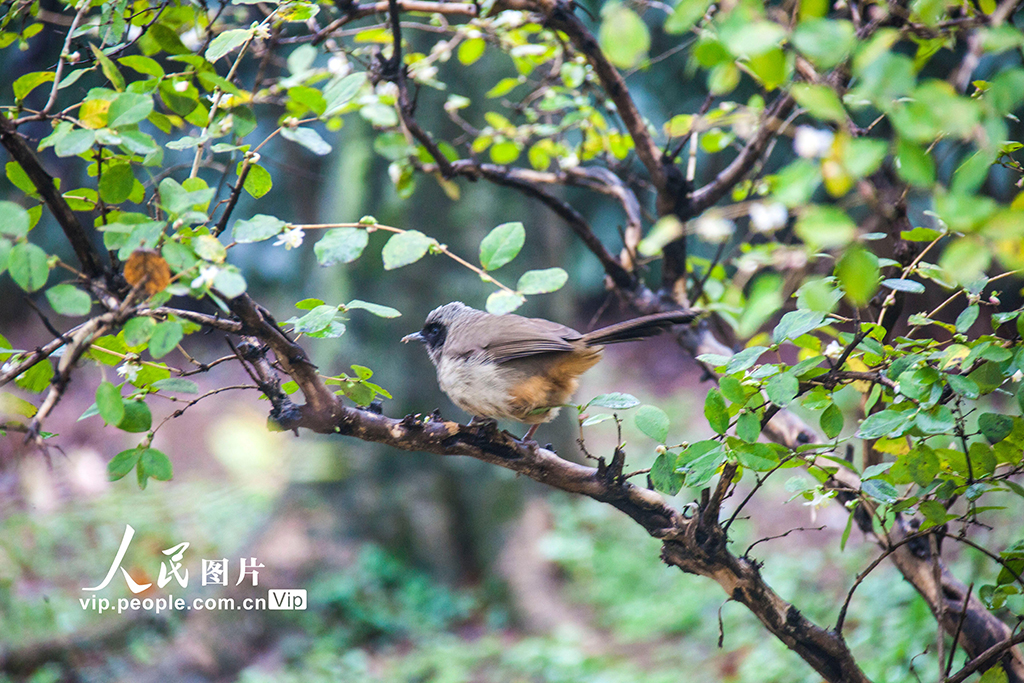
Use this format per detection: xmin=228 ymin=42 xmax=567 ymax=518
xmin=402 ymin=302 xmax=697 ymax=439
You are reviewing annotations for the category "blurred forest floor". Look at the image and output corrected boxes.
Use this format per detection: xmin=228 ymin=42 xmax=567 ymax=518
xmin=1 ymin=314 xmax=1019 ymax=683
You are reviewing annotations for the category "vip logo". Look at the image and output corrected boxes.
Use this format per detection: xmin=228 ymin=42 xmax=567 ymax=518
xmin=268 ymin=589 xmax=307 ymax=610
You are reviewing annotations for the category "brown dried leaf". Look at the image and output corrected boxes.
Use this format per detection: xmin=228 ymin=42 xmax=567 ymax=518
xmin=124 ymin=249 xmax=170 ymax=295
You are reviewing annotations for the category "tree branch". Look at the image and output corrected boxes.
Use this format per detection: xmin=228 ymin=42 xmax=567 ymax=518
xmin=545 ymin=3 xmax=668 ymax=196
xmin=0 ymin=115 xmax=106 ymax=278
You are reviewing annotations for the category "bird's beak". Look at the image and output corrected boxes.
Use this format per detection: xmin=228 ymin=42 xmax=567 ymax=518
xmin=402 ymin=332 xmax=425 ymax=344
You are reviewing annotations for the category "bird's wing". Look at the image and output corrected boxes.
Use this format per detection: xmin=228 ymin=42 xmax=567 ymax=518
xmin=449 ymin=312 xmax=582 ymax=363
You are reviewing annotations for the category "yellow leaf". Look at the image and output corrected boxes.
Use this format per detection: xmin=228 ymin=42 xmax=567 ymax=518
xmin=845 ymin=357 xmax=872 ymax=392
xmin=0 ymin=391 xmax=37 ymax=419
xmin=79 ymin=100 xmax=110 ymax=129
xmin=875 ymin=436 xmax=910 ymax=455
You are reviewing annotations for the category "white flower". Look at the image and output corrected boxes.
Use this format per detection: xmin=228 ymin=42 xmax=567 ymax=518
xmin=794 ymin=126 xmax=834 ymax=159
xmin=173 ymin=80 xmax=189 ymax=93
xmin=327 ymin=55 xmax=350 ymax=76
xmin=191 ymin=265 xmax=219 ymax=289
xmin=1013 ymin=370 xmax=1023 ymax=383
xmin=694 ymin=215 xmax=735 ymax=244
xmin=274 ymin=227 xmax=305 ymax=250
xmin=388 ymin=162 xmax=403 ymax=186
xmin=116 ymin=362 xmax=140 ymax=383
xmin=179 ymin=28 xmax=202 ymax=51
xmin=375 ymin=81 xmax=398 ymax=98
xmin=803 ymin=489 xmax=834 ymax=523
xmin=824 ymin=340 xmax=843 ymax=361
xmin=749 ymin=202 xmax=788 ymax=233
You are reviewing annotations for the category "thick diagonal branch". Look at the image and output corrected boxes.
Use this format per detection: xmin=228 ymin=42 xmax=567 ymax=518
xmin=0 ymin=116 xmax=106 ymax=278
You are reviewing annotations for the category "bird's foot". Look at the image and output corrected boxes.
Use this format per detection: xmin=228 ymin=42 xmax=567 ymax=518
xmin=520 ymin=423 xmax=540 ymax=443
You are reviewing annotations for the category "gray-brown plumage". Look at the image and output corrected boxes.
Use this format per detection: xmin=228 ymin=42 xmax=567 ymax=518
xmin=403 ymin=302 xmax=696 ymax=434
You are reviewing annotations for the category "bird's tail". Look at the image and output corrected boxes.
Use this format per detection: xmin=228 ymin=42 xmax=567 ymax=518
xmin=581 ymin=310 xmax=697 ymax=346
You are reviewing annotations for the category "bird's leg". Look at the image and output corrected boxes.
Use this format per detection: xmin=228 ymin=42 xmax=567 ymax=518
xmin=522 ymin=423 xmax=540 ymax=442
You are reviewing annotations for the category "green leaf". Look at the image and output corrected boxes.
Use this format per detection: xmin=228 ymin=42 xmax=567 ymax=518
xmin=969 ymin=361 xmax=1005 ymax=394
xmin=736 ymin=411 xmax=760 ymax=442
xmin=9 ymin=242 xmax=49 ymax=292
xmin=517 ymin=268 xmax=568 ymax=295
xmin=791 ymin=83 xmax=847 ymax=123
xmin=45 ymin=283 xmax=91 ymax=316
xmin=857 ymin=409 xmax=913 ymax=439
xmin=149 ymin=378 xmax=199 ymax=394
xmin=589 ymin=392 xmax=640 ymax=409
xmin=15 ymin=358 xmax=53 ymax=393
xmin=598 ymin=3 xmax=650 ymax=68
xmin=98 ymin=163 xmax=134 ymax=204
xmin=382 ymin=230 xmax=433 ymax=270
xmin=280 ymin=127 xmax=332 ymax=155
xmin=820 ymin=403 xmax=844 ymax=439
xmin=735 ymin=443 xmax=779 ymax=471
xmin=0 ymin=201 xmax=30 ymax=237
xmin=140 ymin=448 xmax=173 ymax=481
xmin=54 ymin=128 xmax=95 ymax=157
xmin=947 ymin=373 xmax=979 ymax=399
xmin=896 ymin=139 xmax=936 ymax=186
xmin=117 ymin=400 xmax=152 ymax=432
xmin=489 ymin=141 xmax=521 ymax=164
xmin=345 ymin=299 xmax=401 ymax=318
xmin=89 ymin=44 xmax=125 ymax=91
xmin=900 ymin=226 xmax=942 ymax=242
xmin=108 ymin=448 xmax=141 ymax=481
xmin=96 ymin=381 xmax=125 ymax=426
xmin=836 ymin=245 xmax=880 ymax=306
xmin=242 ymin=163 xmax=272 ymax=198
xmin=650 ymin=451 xmax=683 ymax=495
xmin=955 ymin=304 xmax=979 ymax=333
xmin=635 ymin=405 xmax=669 ymax=443
xmin=665 ymin=0 xmax=713 ymax=34
xmin=324 ymin=73 xmax=367 ymax=116
xmin=206 ymin=28 xmax=251 ymax=62
xmin=119 ymin=55 xmax=164 ymax=78
xmin=791 ymin=18 xmax=855 ymax=68
xmin=795 ymin=205 xmax=857 ymax=249
xmin=704 ymin=388 xmax=729 ymax=434
xmin=772 ymin=309 xmax=826 ymax=344
xmin=107 ymin=92 xmax=153 ymax=128
xmin=479 ymin=222 xmax=525 ymax=271
xmin=149 ymin=321 xmax=183 ymax=359
xmin=13 ymin=71 xmax=55 ymax=102
xmin=122 ymin=317 xmax=155 ymax=348
xmin=314 ymin=228 xmax=369 ymax=265
xmin=6 ymin=162 xmax=36 ymax=196
xmin=881 ymin=278 xmax=925 ymax=293
xmin=213 ymin=269 xmax=246 ymax=298
xmin=233 ymin=214 xmax=286 ymax=243
xmin=766 ymin=372 xmax=799 ymax=407
xmin=485 ymin=290 xmax=525 ymax=315
xmin=862 ymin=478 xmax=899 ymax=503
xmin=978 ymin=413 xmax=1013 ymax=443
xmin=725 ymin=346 xmax=766 ymax=374
xmin=457 ymin=37 xmax=485 ymax=65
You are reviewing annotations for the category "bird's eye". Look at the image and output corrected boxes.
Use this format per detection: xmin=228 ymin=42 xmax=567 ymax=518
xmin=421 ymin=322 xmax=447 ymax=348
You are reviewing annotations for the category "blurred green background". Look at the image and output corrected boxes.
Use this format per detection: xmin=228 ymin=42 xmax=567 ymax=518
xmin=2 ymin=6 xmax=1022 ymax=681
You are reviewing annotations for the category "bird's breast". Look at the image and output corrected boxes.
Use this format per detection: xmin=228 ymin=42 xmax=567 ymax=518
xmin=435 ymin=354 xmax=519 ymax=420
